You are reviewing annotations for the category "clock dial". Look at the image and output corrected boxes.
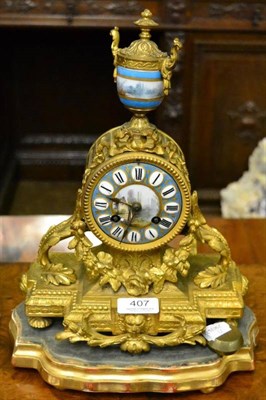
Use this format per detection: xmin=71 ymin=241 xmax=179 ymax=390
xmin=88 ymin=160 xmax=186 ymax=249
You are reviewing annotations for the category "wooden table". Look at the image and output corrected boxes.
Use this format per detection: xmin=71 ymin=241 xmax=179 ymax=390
xmin=0 ymin=217 xmax=265 ymax=400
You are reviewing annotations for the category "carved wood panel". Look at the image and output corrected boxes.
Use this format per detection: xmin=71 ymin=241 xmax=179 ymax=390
xmin=0 ymin=0 xmax=162 ymax=25
xmin=187 ymin=34 xmax=266 ymax=191
xmin=189 ymin=1 xmax=266 ymax=28
xmin=156 ymin=31 xmax=186 ymax=150
xmin=3 ymin=1 xmax=265 ymax=28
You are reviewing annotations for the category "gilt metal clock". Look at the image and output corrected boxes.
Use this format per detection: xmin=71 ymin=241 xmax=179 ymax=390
xmin=11 ymin=9 xmax=257 ymax=395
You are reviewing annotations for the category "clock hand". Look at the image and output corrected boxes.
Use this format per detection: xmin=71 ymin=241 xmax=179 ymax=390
xmin=119 ymin=201 xmax=142 ymax=242
xmin=109 ymin=197 xmax=132 ymax=208
xmin=120 ymin=209 xmax=136 ymax=243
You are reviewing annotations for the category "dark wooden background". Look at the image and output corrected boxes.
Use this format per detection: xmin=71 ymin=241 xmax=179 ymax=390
xmin=1 ymin=0 xmax=266 ymax=214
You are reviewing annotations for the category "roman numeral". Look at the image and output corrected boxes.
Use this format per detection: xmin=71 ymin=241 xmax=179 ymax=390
xmin=166 ymin=205 xmax=179 ymax=211
xmin=111 ymin=226 xmax=123 ymax=237
xmin=114 ymin=172 xmax=125 ymax=183
xmin=160 ymin=219 xmax=172 ymax=228
xmin=98 ymin=216 xmax=111 ymax=226
xmin=145 ymin=228 xmax=158 ymax=240
xmin=149 ymin=170 xmax=164 ymax=187
xmin=162 ymin=187 xmax=175 ymax=197
xmin=95 ymin=201 xmax=108 ymax=209
xmin=152 ymin=173 xmax=161 ymax=185
xmin=100 ymin=184 xmax=112 ymax=193
xmin=134 ymin=167 xmax=143 ymax=181
xmin=130 ymin=232 xmax=138 ymax=242
xmin=148 ymin=229 xmax=155 ymax=238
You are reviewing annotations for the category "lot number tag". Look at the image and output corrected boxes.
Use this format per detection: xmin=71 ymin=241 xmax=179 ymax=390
xmin=203 ymin=321 xmax=231 ymax=341
xmin=117 ymin=298 xmax=159 ymax=314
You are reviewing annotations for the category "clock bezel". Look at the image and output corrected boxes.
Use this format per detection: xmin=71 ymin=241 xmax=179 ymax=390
xmin=82 ymin=152 xmax=191 ymax=252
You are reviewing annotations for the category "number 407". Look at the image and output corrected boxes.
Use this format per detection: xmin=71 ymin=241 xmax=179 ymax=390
xmin=130 ymin=300 xmax=149 ymax=307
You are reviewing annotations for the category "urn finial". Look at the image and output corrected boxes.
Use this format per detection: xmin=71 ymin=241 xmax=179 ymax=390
xmin=110 ymin=9 xmax=182 ymax=114
xmin=134 ymin=9 xmax=158 ymax=40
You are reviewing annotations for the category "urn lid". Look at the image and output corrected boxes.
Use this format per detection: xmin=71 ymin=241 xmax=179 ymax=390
xmin=117 ymin=9 xmax=167 ymax=71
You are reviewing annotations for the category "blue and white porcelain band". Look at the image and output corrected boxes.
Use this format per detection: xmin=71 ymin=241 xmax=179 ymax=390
xmin=117 ymin=66 xmax=162 ymax=80
xmin=119 ymin=97 xmax=162 ymax=109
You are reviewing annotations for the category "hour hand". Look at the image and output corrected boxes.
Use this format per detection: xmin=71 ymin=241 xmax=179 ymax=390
xmin=120 ymin=209 xmax=136 ymax=243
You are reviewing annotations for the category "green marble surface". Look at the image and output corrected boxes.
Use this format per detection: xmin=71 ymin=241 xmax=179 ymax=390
xmin=13 ymin=303 xmax=255 ymax=368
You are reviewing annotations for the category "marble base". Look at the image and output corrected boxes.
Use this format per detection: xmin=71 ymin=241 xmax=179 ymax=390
xmin=10 ymin=303 xmax=258 ymax=393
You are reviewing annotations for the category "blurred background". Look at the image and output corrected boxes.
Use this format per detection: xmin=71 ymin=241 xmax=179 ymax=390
xmin=0 ymin=0 xmax=266 ymax=217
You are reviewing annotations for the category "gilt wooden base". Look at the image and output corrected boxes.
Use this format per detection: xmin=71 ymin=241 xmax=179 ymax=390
xmin=10 ymin=303 xmax=258 ymax=394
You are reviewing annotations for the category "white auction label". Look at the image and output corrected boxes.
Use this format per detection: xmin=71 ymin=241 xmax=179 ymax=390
xmin=117 ymin=298 xmax=159 ymax=314
xmin=203 ymin=321 xmax=232 ymax=341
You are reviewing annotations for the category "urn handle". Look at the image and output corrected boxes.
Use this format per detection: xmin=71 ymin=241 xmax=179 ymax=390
xmin=161 ymin=38 xmax=182 ymax=96
xmin=110 ymin=26 xmax=120 ymax=81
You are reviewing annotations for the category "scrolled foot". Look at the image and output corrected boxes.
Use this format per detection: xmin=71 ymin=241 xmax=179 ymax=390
xmin=28 ymin=316 xmax=53 ymax=329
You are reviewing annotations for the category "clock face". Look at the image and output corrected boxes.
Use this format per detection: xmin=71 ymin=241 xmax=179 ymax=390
xmin=83 ymin=157 xmax=190 ymax=251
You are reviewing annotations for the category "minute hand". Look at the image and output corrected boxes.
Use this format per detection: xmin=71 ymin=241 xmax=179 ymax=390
xmin=109 ymin=197 xmax=132 ymax=208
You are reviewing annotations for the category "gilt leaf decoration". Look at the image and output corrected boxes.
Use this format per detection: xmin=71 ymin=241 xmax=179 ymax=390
xmin=42 ymin=263 xmax=76 ymax=286
xmin=194 ymin=265 xmax=227 ymax=289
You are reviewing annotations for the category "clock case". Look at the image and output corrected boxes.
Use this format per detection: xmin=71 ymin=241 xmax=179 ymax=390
xmin=11 ymin=10 xmax=257 ymax=392
xmin=19 ymin=116 xmax=248 ymax=354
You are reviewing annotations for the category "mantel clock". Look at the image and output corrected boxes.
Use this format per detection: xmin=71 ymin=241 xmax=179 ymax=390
xmin=10 ymin=9 xmax=258 ymax=394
